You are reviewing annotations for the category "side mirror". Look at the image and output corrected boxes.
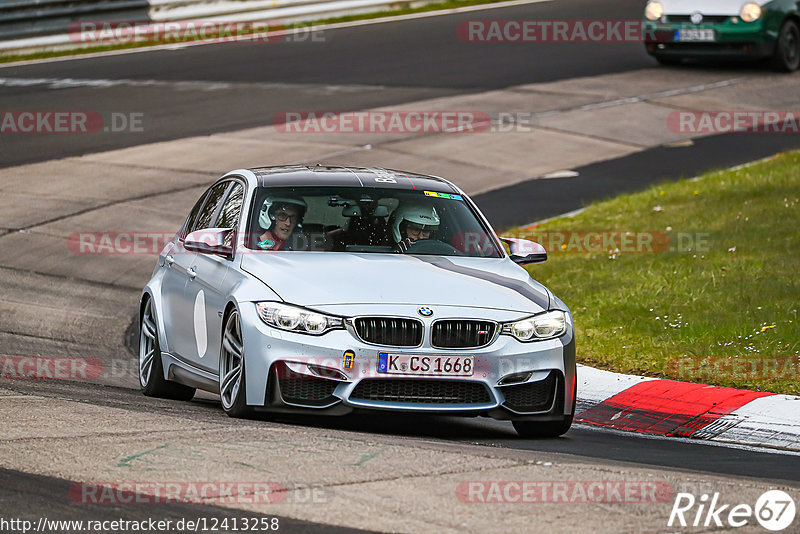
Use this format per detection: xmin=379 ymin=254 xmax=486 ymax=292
xmin=499 ymin=237 xmax=547 ymax=265
xmin=184 ymin=228 xmax=234 ymax=260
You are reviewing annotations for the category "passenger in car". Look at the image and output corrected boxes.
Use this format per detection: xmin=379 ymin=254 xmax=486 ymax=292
xmin=391 ymin=204 xmax=441 ymax=252
xmin=257 ymin=196 xmax=308 ymax=251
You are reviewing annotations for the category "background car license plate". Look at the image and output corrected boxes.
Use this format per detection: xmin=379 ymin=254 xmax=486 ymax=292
xmin=377 ymin=353 xmax=474 ymax=376
xmin=675 ymin=29 xmax=715 ymax=42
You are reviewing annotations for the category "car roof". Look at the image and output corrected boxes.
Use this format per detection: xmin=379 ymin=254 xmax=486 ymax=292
xmin=250 ymin=165 xmax=460 ymax=193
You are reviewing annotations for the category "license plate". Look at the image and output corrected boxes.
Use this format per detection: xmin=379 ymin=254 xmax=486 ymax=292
xmin=675 ymin=29 xmax=715 ymax=42
xmin=377 ymin=353 xmax=474 ymax=376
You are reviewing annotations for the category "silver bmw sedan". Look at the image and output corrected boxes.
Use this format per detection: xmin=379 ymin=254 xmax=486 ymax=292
xmin=139 ymin=165 xmax=576 ymax=437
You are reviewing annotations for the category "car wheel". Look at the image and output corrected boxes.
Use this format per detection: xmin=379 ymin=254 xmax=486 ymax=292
xmin=513 ymin=415 xmax=573 ymax=438
xmin=219 ymin=309 xmax=253 ymax=418
xmin=139 ymin=298 xmax=196 ymax=400
xmin=772 ymin=19 xmax=800 ymax=72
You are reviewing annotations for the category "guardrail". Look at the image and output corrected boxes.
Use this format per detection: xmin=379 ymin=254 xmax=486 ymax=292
xmin=1 ymin=0 xmax=151 ymax=40
xmin=0 ymin=0 xmax=422 ymax=52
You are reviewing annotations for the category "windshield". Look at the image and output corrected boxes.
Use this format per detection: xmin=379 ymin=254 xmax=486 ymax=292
xmin=244 ymin=186 xmax=503 ymax=258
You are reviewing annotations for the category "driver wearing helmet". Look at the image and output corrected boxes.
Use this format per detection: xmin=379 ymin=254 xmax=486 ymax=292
xmin=257 ymin=196 xmax=307 ymax=251
xmin=392 ymin=204 xmax=440 ymax=253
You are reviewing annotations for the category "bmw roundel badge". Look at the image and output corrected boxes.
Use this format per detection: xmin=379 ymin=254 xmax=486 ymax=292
xmin=418 ymin=307 xmax=433 ymax=317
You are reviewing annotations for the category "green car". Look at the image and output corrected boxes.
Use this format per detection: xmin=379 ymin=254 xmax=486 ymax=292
xmin=644 ymin=0 xmax=800 ymax=71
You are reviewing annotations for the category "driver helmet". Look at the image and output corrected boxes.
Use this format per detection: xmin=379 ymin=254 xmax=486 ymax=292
xmin=391 ymin=204 xmax=440 ymax=243
xmin=258 ymin=196 xmax=307 ymax=230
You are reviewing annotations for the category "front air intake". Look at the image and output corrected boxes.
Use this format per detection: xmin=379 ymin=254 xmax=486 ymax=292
xmin=353 ymin=317 xmax=423 ymax=347
xmin=431 ymin=320 xmax=495 ymax=348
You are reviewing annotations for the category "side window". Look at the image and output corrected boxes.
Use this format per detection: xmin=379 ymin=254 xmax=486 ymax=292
xmin=191 ymin=182 xmax=229 ymax=232
xmin=216 ymin=183 xmax=244 ymax=229
xmin=215 ymin=183 xmax=244 ymax=247
xmin=183 ymin=192 xmax=207 ymax=235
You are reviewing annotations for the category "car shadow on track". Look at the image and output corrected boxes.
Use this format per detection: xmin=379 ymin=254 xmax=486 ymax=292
xmin=651 ymin=58 xmax=778 ymax=73
xmin=262 ymin=411 xmax=524 ymax=440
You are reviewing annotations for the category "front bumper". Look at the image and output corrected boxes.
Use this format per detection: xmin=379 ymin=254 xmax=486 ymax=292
xmin=239 ymin=303 xmax=576 ymax=421
xmin=644 ymin=19 xmax=775 ymax=59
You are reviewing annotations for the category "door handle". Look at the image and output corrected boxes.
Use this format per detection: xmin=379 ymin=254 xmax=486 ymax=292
xmin=165 ymin=254 xmax=174 ymax=267
xmin=187 ymin=267 xmax=197 ymax=280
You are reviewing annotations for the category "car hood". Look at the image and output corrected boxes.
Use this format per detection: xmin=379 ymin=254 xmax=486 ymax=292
xmin=660 ymin=0 xmax=768 ymax=15
xmin=240 ymin=252 xmax=550 ymax=313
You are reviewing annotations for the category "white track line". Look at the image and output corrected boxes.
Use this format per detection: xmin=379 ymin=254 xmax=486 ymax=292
xmin=0 ymin=76 xmax=386 ymax=93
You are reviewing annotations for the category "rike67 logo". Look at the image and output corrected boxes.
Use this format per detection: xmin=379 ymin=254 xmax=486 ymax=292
xmin=669 ymin=490 xmax=796 ymax=531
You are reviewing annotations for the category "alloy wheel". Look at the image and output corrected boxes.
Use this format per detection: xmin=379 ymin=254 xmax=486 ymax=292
xmin=139 ymin=300 xmax=158 ymax=387
xmin=220 ymin=311 xmax=244 ymax=410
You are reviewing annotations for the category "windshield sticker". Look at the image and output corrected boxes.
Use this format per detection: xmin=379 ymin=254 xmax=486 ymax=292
xmin=257 ymin=239 xmax=276 ymax=250
xmin=370 ymin=168 xmax=398 ymax=183
xmin=424 ymin=191 xmax=463 ymax=200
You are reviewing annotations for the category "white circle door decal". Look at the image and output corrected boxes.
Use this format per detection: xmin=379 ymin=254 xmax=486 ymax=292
xmin=193 ymin=289 xmax=207 ymax=358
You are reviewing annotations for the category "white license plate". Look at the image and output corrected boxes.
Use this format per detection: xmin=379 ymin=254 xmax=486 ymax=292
xmin=675 ymin=29 xmax=715 ymax=42
xmin=377 ymin=353 xmax=474 ymax=376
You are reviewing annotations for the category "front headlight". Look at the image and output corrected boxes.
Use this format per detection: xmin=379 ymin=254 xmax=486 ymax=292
xmin=740 ymin=2 xmax=761 ymax=22
xmin=645 ymin=1 xmax=663 ymax=21
xmin=256 ymin=302 xmax=343 ymax=335
xmin=501 ymin=310 xmax=567 ymax=342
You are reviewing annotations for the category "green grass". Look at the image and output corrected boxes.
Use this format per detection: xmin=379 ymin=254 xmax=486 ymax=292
xmin=512 ymin=151 xmax=800 ymax=395
xmin=0 ymin=0 xmax=510 ymax=64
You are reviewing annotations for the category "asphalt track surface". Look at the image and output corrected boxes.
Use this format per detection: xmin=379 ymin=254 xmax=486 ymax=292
xmin=2 ymin=0 xmax=800 ymax=529
xmin=1 ymin=468 xmax=377 ymax=533
xmin=0 ymin=0 xmax=690 ymax=167
xmin=6 ymin=379 xmax=800 ymax=490
xmin=475 ymin=129 xmax=800 ymax=227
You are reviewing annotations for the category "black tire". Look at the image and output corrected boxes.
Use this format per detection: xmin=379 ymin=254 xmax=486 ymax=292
xmin=771 ymin=19 xmax=800 ymax=72
xmin=655 ymin=55 xmax=682 ymax=66
xmin=139 ymin=298 xmax=196 ymax=401
xmin=219 ymin=310 xmax=254 ymax=418
xmin=513 ymin=415 xmax=573 ymax=438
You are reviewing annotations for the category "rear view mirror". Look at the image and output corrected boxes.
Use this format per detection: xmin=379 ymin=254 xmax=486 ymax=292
xmin=342 ymin=206 xmax=362 ymax=217
xmin=499 ymin=237 xmax=547 ymax=265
